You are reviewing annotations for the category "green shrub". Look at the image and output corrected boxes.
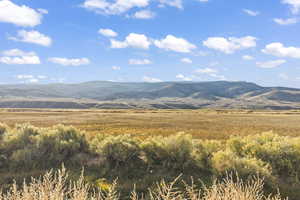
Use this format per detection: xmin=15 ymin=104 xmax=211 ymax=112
xmin=142 ymin=133 xmax=194 ymax=171
xmin=227 ymin=132 xmax=300 ymax=182
xmin=0 ymin=123 xmax=8 ymax=138
xmin=211 ymin=150 xmax=273 ymax=181
xmin=0 ymin=123 xmax=300 ymax=199
xmin=192 ymin=139 xmax=222 ymax=171
xmin=94 ymin=134 xmax=144 ymax=178
xmin=35 ymin=125 xmax=90 ymax=167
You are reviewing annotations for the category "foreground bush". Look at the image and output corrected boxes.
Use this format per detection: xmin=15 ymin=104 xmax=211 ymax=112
xmin=0 ymin=168 xmax=285 ymax=200
xmin=0 ymin=124 xmax=300 ymax=199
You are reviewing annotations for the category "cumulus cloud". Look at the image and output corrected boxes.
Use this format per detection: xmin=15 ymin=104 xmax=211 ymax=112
xmin=16 ymin=74 xmax=47 ymax=83
xmin=9 ymin=30 xmax=52 ymax=47
xmin=143 ymin=76 xmax=162 ymax=82
xmin=133 ymin=10 xmax=155 ymax=19
xmin=129 ymin=58 xmax=152 ymax=65
xmin=37 ymin=75 xmax=47 ymax=79
xmin=154 ymin=35 xmax=196 ymax=53
xmin=48 ymin=57 xmax=90 ymax=66
xmin=256 ymin=60 xmax=286 ymax=68
xmin=203 ymin=36 xmax=257 ymax=54
xmin=2 ymin=49 xmax=35 ymax=57
xmin=98 ymin=28 xmax=118 ymax=37
xmin=243 ymin=9 xmax=260 ymax=16
xmin=0 ymin=49 xmax=41 ymax=65
xmin=0 ymin=0 xmax=46 ymax=27
xmin=158 ymin=0 xmax=183 ymax=9
xmin=112 ymin=65 xmax=121 ymax=70
xmin=180 ymin=57 xmax=192 ymax=63
xmin=282 ymin=0 xmax=300 ymax=14
xmin=195 ymin=68 xmax=218 ymax=74
xmin=176 ymin=74 xmax=192 ymax=81
xmin=16 ymin=75 xmax=34 ymax=79
xmin=279 ymin=73 xmax=289 ymax=80
xmin=273 ymin=18 xmax=298 ymax=25
xmin=82 ymin=0 xmax=150 ymax=15
xmin=110 ymin=39 xmax=129 ymax=48
xmin=37 ymin=9 xmax=48 ymax=14
xmin=110 ymin=33 xmax=151 ymax=49
xmin=262 ymin=43 xmax=300 ymax=58
xmin=243 ymin=55 xmax=254 ymax=60
xmin=195 ymin=68 xmax=226 ymax=80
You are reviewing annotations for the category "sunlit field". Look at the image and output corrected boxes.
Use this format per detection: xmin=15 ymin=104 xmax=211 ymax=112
xmin=2 ymin=109 xmax=300 ymax=199
xmin=1 ymin=108 xmax=300 ymax=139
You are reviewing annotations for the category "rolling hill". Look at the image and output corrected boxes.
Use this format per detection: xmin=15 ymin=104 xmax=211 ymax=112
xmin=0 ymin=81 xmax=300 ymax=109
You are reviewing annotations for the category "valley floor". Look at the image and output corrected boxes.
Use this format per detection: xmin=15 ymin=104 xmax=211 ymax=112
xmin=1 ymin=108 xmax=300 ymax=139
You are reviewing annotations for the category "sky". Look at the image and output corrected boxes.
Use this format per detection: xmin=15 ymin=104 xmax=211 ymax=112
xmin=1 ymin=0 xmax=300 ymax=87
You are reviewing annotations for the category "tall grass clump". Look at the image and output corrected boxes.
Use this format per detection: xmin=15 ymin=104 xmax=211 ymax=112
xmin=0 ymin=168 xmax=286 ymax=200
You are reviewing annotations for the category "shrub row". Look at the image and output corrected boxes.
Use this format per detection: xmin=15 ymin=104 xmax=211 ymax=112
xmin=0 ymin=123 xmax=300 ymax=199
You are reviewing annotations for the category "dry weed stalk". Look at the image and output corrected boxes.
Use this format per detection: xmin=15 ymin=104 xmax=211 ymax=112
xmin=0 ymin=169 xmax=286 ymax=200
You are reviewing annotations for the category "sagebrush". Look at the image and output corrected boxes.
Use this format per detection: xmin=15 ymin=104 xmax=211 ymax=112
xmin=0 ymin=123 xmax=299 ymax=199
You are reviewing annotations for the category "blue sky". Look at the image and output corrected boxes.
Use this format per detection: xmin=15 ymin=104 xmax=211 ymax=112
xmin=1 ymin=0 xmax=300 ymax=87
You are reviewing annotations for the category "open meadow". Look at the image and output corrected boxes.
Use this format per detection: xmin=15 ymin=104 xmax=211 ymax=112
xmin=1 ymin=109 xmax=300 ymax=200
xmin=1 ymin=108 xmax=300 ymax=139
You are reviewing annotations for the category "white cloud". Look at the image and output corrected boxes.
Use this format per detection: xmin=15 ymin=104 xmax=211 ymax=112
xmin=28 ymin=78 xmax=39 ymax=83
xmin=243 ymin=55 xmax=254 ymax=60
xmin=48 ymin=57 xmax=90 ymax=66
xmin=143 ymin=76 xmax=162 ymax=82
xmin=0 ymin=49 xmax=41 ymax=65
xmin=82 ymin=0 xmax=150 ymax=15
xmin=98 ymin=28 xmax=118 ymax=37
xmin=133 ymin=10 xmax=155 ymax=19
xmin=9 ymin=30 xmax=52 ymax=47
xmin=194 ymin=68 xmax=226 ymax=80
xmin=2 ymin=49 xmax=36 ymax=57
xmin=203 ymin=36 xmax=257 ymax=54
xmin=180 ymin=57 xmax=192 ymax=64
xmin=256 ymin=60 xmax=286 ymax=68
xmin=110 ymin=33 xmax=151 ymax=49
xmin=273 ymin=18 xmax=298 ymax=25
xmin=37 ymin=9 xmax=48 ymax=14
xmin=176 ymin=74 xmax=192 ymax=81
xmin=0 ymin=56 xmax=40 ymax=65
xmin=279 ymin=73 xmax=289 ymax=80
xmin=112 ymin=65 xmax=121 ymax=70
xmin=243 ymin=9 xmax=260 ymax=16
xmin=110 ymin=39 xmax=129 ymax=48
xmin=16 ymin=74 xmax=46 ymax=83
xmin=262 ymin=43 xmax=300 ymax=58
xmin=0 ymin=0 xmax=45 ymax=27
xmin=195 ymin=68 xmax=218 ymax=74
xmin=158 ymin=0 xmax=183 ymax=9
xmin=154 ymin=35 xmax=196 ymax=53
xmin=17 ymin=75 xmax=34 ymax=79
xmin=129 ymin=58 xmax=152 ymax=65
xmin=37 ymin=75 xmax=47 ymax=79
xmin=197 ymin=0 xmax=209 ymax=2
xmin=282 ymin=0 xmax=300 ymax=14
xmin=209 ymin=73 xmax=226 ymax=80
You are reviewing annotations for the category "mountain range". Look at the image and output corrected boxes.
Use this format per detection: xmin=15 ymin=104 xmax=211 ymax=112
xmin=0 ymin=81 xmax=300 ymax=109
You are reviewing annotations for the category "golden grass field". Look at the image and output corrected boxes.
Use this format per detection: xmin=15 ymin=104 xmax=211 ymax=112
xmin=1 ymin=108 xmax=300 ymax=139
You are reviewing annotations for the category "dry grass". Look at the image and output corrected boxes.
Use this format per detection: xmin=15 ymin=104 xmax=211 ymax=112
xmin=1 ymin=109 xmax=300 ymax=139
xmin=0 ymin=168 xmax=285 ymax=200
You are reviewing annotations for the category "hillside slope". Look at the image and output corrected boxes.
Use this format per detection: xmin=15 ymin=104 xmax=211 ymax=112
xmin=0 ymin=81 xmax=300 ymax=109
